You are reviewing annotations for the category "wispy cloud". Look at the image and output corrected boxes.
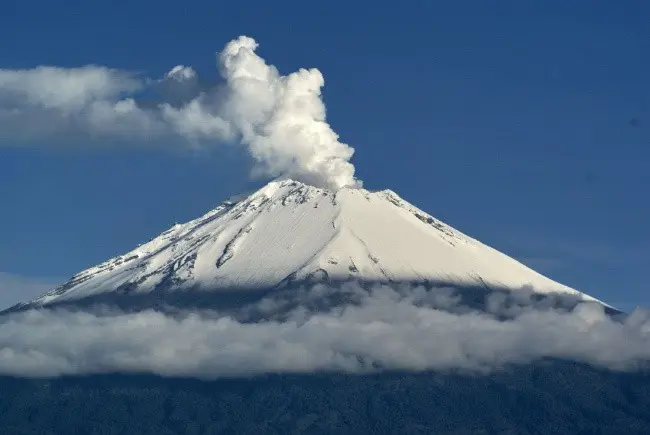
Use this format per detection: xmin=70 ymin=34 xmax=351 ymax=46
xmin=504 ymin=233 xmax=647 ymax=269
xmin=0 ymin=272 xmax=61 ymax=311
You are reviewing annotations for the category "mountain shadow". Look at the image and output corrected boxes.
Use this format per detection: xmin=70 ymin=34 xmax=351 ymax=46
xmin=2 ymin=279 xmax=623 ymax=320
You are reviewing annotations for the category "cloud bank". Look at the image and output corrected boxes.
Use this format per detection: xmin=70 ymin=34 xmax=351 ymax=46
xmin=1 ymin=283 xmax=649 ymax=379
xmin=0 ymin=36 xmax=359 ymax=190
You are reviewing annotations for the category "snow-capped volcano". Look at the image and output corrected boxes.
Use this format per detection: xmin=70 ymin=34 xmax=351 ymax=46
xmin=16 ymin=180 xmax=599 ymax=310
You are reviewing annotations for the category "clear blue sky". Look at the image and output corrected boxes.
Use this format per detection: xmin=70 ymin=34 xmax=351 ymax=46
xmin=1 ymin=0 xmax=648 ymax=310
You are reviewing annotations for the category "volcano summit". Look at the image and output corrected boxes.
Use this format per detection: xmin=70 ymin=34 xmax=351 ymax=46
xmin=13 ymin=180 xmax=600 ymax=313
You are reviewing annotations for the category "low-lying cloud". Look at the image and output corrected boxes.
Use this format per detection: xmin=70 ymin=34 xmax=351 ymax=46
xmin=0 ymin=36 xmax=359 ymax=190
xmin=1 ymin=283 xmax=649 ymax=379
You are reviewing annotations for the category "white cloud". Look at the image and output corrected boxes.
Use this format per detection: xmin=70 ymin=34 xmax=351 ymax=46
xmin=0 ymin=66 xmax=141 ymax=110
xmin=0 ymin=36 xmax=360 ymax=190
xmin=0 ymin=272 xmax=61 ymax=311
xmin=161 ymin=98 xmax=232 ymax=140
xmin=0 ymin=66 xmax=161 ymax=140
xmin=165 ymin=65 xmax=197 ymax=83
xmin=0 ymin=283 xmax=648 ymax=379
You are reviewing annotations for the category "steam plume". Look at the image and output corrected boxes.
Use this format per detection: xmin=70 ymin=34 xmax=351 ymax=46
xmin=0 ymin=36 xmax=360 ymax=189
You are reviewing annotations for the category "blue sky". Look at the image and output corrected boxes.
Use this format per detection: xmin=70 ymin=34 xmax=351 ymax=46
xmin=1 ymin=1 xmax=648 ymax=310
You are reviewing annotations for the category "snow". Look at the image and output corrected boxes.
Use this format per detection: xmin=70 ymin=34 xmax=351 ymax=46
xmin=21 ymin=180 xmax=600 ymax=308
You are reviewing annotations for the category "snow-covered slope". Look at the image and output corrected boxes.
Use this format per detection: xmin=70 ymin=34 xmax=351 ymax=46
xmin=18 ymin=180 xmax=599 ymax=309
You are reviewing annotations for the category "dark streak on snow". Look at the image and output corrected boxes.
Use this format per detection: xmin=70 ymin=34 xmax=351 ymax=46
xmin=216 ymin=227 xmax=253 ymax=268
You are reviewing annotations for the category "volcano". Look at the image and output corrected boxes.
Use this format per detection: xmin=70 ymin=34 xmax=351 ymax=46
xmin=13 ymin=179 xmax=601 ymax=312
xmin=5 ymin=181 xmax=650 ymax=435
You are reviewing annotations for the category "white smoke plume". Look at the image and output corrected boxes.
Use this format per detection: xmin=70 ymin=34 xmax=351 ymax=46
xmin=0 ymin=284 xmax=649 ymax=379
xmin=0 ymin=36 xmax=360 ymax=190
xmin=220 ymin=36 xmax=357 ymax=190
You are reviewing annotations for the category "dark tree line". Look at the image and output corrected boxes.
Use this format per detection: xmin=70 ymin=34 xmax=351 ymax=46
xmin=1 ymin=362 xmax=650 ymax=434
